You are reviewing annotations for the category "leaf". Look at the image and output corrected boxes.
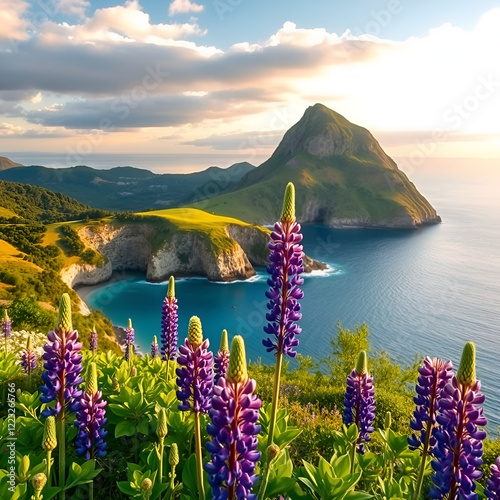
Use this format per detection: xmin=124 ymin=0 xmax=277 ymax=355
xmin=181 ymin=454 xmax=198 ymax=494
xmin=115 ymin=420 xmax=136 ymax=438
xmin=108 ymin=403 xmax=133 ymax=418
xmin=275 ymin=428 xmax=302 ymax=449
xmin=117 ymin=481 xmax=138 ymax=496
xmin=265 ymin=476 xmax=296 ymax=497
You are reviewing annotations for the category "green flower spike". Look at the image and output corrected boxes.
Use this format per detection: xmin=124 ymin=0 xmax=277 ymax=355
xmin=220 ymin=329 xmax=229 ymax=352
xmin=167 ymin=276 xmax=175 ymax=298
xmin=188 ymin=316 xmax=203 ymax=349
xmin=86 ymin=363 xmax=98 ymax=396
xmin=56 ymin=293 xmax=72 ymax=333
xmin=27 ymin=334 xmax=33 ymax=351
xmin=385 ymin=411 xmax=392 ymax=430
xmin=42 ymin=416 xmax=57 ymax=452
xmin=280 ymin=182 xmax=296 ymax=223
xmin=153 ymin=335 xmax=158 ymax=344
xmin=457 ymin=341 xmax=476 ymax=386
xmin=169 ymin=443 xmax=179 ymax=467
xmin=157 ymin=408 xmax=168 ymax=439
xmin=356 ymin=351 xmax=368 ymax=376
xmin=3 ymin=309 xmax=9 ymax=321
xmin=226 ymin=335 xmax=248 ymax=384
xmin=128 ymin=318 xmax=133 ymax=329
xmin=112 ymin=377 xmax=120 ymax=392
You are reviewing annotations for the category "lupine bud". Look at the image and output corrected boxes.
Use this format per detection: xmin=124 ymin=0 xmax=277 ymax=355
xmin=169 ymin=443 xmax=179 ymax=467
xmin=356 ymin=351 xmax=368 ymax=375
xmin=263 ymin=182 xmax=304 ymax=358
xmin=457 ymin=341 xmax=476 ymax=386
xmin=125 ymin=319 xmax=135 ymax=345
xmin=130 ymin=366 xmax=137 ymax=377
xmin=157 ymin=408 xmax=168 ymax=439
xmin=32 ymin=473 xmax=47 ymax=492
xmin=187 ymin=316 xmax=203 ymax=349
xmin=267 ymin=443 xmax=281 ymax=462
xmin=89 ymin=325 xmax=98 ymax=353
xmin=2 ymin=309 xmax=11 ymax=338
xmin=214 ymin=329 xmax=230 ymax=383
xmin=112 ymin=377 xmax=120 ymax=392
xmin=57 ymin=293 xmax=72 ymax=333
xmin=226 ymin=335 xmax=248 ymax=384
xmin=161 ymin=277 xmax=178 ymax=361
xmin=167 ymin=275 xmax=175 ymax=297
xmin=141 ymin=478 xmax=153 ymax=498
xmin=280 ymin=182 xmax=296 ymax=223
xmin=151 ymin=335 xmax=159 ymax=358
xmin=42 ymin=416 xmax=57 ymax=452
xmin=20 ymin=335 xmax=36 ymax=373
xmin=485 ymin=457 xmax=500 ymax=499
xmin=384 ymin=411 xmax=392 ymax=430
xmin=86 ymin=363 xmax=98 ymax=396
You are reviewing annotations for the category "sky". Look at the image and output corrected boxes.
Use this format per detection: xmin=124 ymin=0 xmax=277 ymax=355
xmin=1 ymin=0 xmax=499 ymax=172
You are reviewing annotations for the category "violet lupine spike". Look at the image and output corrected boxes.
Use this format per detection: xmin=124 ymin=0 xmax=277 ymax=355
xmin=205 ymin=336 xmax=261 ymax=500
xmin=151 ymin=335 xmax=159 ymax=358
xmin=125 ymin=318 xmax=135 ymax=345
xmin=89 ymin=325 xmax=98 ymax=354
xmin=20 ymin=335 xmax=37 ymax=373
xmin=343 ymin=351 xmax=375 ymax=455
xmin=161 ymin=276 xmax=178 ymax=361
xmin=214 ymin=329 xmax=230 ymax=383
xmin=485 ymin=457 xmax=500 ymax=499
xmin=430 ymin=342 xmax=487 ymax=500
xmin=263 ymin=187 xmax=304 ymax=358
xmin=2 ymin=310 xmax=11 ymax=338
xmin=176 ymin=316 xmax=214 ymax=413
xmin=408 ymin=357 xmax=454 ymax=451
xmin=40 ymin=294 xmax=83 ymax=418
xmin=74 ymin=363 xmax=108 ymax=460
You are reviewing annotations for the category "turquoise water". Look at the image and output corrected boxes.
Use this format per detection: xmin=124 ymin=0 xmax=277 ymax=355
xmin=84 ymin=165 xmax=500 ymax=428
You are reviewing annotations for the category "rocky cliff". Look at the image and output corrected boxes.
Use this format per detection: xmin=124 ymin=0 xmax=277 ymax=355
xmin=59 ymin=221 xmax=326 ymax=289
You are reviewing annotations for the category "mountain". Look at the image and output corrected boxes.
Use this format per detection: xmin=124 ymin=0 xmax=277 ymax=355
xmin=195 ymin=104 xmax=441 ymax=228
xmin=0 ymin=156 xmax=22 ymax=171
xmin=0 ymin=180 xmax=102 ymax=222
xmin=0 ymin=161 xmax=255 ymax=211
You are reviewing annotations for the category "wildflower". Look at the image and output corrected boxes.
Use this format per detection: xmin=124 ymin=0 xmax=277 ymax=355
xmin=126 ymin=318 xmax=134 ymax=345
xmin=20 ymin=334 xmax=37 ymax=373
xmin=430 ymin=342 xmax=487 ymax=500
xmin=42 ymin=416 xmax=57 ymax=486
xmin=157 ymin=408 xmax=168 ymax=484
xmin=2 ymin=309 xmax=11 ymax=353
xmin=141 ymin=478 xmax=153 ymax=500
xmin=214 ymin=329 xmax=230 ymax=383
xmin=206 ymin=336 xmax=262 ymax=500
xmin=151 ymin=335 xmax=159 ymax=358
xmin=40 ymin=294 xmax=83 ymax=418
xmin=176 ymin=316 xmax=214 ymax=413
xmin=169 ymin=443 xmax=179 ymax=494
xmin=343 ymin=351 xmax=375 ymax=454
xmin=161 ymin=276 xmax=178 ymax=362
xmin=74 ymin=362 xmax=108 ymax=460
xmin=89 ymin=324 xmax=98 ymax=354
xmin=263 ymin=183 xmax=304 ymax=358
xmin=485 ymin=457 xmax=500 ymax=499
xmin=32 ymin=473 xmax=47 ymax=500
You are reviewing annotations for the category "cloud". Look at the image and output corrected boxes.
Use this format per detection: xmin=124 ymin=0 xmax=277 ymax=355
xmin=0 ymin=0 xmax=29 ymax=47
xmin=57 ymin=0 xmax=90 ymax=19
xmin=182 ymin=130 xmax=284 ymax=150
xmin=0 ymin=122 xmax=26 ymax=136
xmin=168 ymin=0 xmax=204 ymax=16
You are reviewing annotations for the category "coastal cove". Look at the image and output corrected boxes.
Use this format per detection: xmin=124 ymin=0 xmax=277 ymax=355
xmin=77 ymin=163 xmax=500 ymax=430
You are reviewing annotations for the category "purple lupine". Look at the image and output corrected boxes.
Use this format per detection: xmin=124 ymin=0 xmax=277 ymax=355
xmin=89 ymin=325 xmax=98 ymax=354
xmin=176 ymin=316 xmax=213 ymax=414
xmin=214 ymin=329 xmax=230 ymax=383
xmin=151 ymin=335 xmax=159 ymax=358
xmin=343 ymin=351 xmax=375 ymax=454
xmin=206 ymin=336 xmax=261 ymax=500
xmin=20 ymin=335 xmax=37 ymax=373
xmin=161 ymin=276 xmax=178 ymax=361
xmin=430 ymin=342 xmax=487 ymax=500
xmin=125 ymin=318 xmax=134 ymax=345
xmin=74 ymin=363 xmax=108 ymax=460
xmin=485 ymin=458 xmax=500 ymax=499
xmin=2 ymin=310 xmax=11 ymax=354
xmin=263 ymin=196 xmax=304 ymax=358
xmin=408 ymin=357 xmax=454 ymax=451
xmin=40 ymin=294 xmax=83 ymax=418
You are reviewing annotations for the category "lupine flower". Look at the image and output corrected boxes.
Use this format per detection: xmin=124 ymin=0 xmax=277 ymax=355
xmin=125 ymin=318 xmax=134 ymax=345
xmin=485 ymin=457 xmax=500 ymax=499
xmin=74 ymin=362 xmax=108 ymax=460
xmin=176 ymin=316 xmax=214 ymax=413
xmin=214 ymin=329 xmax=230 ymax=383
xmin=343 ymin=351 xmax=375 ymax=454
xmin=2 ymin=309 xmax=11 ymax=353
xmin=42 ymin=416 xmax=57 ymax=486
xmin=40 ymin=294 xmax=83 ymax=418
xmin=20 ymin=334 xmax=37 ymax=373
xmin=408 ymin=357 xmax=454 ymax=451
xmin=89 ymin=324 xmax=98 ymax=354
xmin=206 ymin=335 xmax=262 ymax=500
xmin=161 ymin=276 xmax=178 ymax=361
xmin=263 ymin=183 xmax=304 ymax=359
xmin=430 ymin=342 xmax=487 ymax=500
xmin=151 ymin=335 xmax=159 ymax=358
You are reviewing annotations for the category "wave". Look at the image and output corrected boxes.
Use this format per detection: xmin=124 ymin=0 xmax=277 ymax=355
xmin=306 ymin=264 xmax=343 ymax=277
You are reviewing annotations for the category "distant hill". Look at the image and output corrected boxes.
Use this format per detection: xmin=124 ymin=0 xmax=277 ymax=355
xmin=0 ymin=161 xmax=255 ymax=211
xmin=0 ymin=180 xmax=104 ymax=222
xmin=197 ymin=104 xmax=441 ymax=228
xmin=0 ymin=156 xmax=22 ymax=171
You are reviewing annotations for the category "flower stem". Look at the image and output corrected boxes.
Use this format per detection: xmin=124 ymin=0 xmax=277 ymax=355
xmin=46 ymin=450 xmax=52 ymax=488
xmin=194 ymin=410 xmax=205 ymax=500
xmin=58 ymin=416 xmax=65 ymax=499
xmin=166 ymin=358 xmax=170 ymax=385
xmin=257 ymin=457 xmax=273 ymax=500
xmin=350 ymin=441 xmax=356 ymax=474
xmin=89 ymin=481 xmax=94 ymax=500
xmin=159 ymin=438 xmax=164 ymax=485
xmin=267 ymin=351 xmax=283 ymax=448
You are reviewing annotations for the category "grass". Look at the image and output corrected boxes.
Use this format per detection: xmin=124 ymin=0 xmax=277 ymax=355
xmin=0 ymin=206 xmax=17 ymax=218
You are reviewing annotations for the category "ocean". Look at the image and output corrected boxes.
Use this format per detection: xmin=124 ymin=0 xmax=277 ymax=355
xmin=82 ymin=162 xmax=500 ymax=429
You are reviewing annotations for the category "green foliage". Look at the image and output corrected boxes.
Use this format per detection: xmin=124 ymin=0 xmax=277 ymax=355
xmin=57 ymin=225 xmax=85 ymax=257
xmin=3 ymin=297 xmax=56 ymax=331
